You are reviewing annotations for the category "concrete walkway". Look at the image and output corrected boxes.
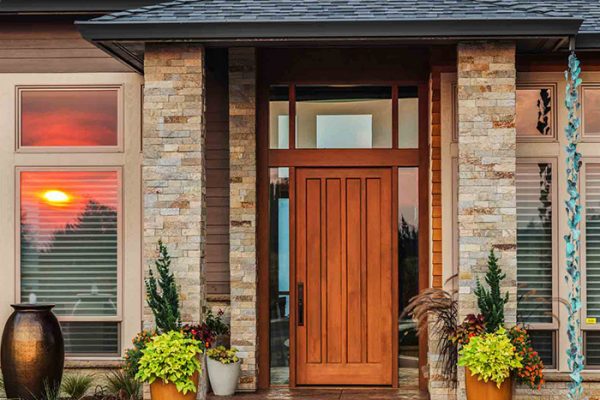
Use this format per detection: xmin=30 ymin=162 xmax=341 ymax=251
xmin=208 ymin=388 xmax=428 ymax=399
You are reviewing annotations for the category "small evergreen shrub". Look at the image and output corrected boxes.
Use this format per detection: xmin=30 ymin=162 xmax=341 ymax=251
xmin=145 ymin=240 xmax=181 ymax=332
xmin=474 ymin=249 xmax=509 ymax=332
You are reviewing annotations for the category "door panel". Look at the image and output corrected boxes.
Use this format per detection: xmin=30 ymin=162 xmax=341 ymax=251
xmin=295 ymin=168 xmax=393 ymax=385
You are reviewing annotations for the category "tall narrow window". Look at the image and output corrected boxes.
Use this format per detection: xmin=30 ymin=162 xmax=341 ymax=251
xmin=516 ymin=161 xmax=556 ymax=368
xmin=397 ymin=87 xmax=419 ymax=148
xmin=585 ymin=163 xmax=600 ymax=353
xmin=269 ymin=86 xmax=289 ymax=149
xmin=398 ymin=168 xmax=419 ymax=377
xmin=20 ymin=169 xmax=120 ymax=356
xmin=583 ymin=87 xmax=600 ymax=138
xmin=269 ymin=168 xmax=290 ymax=384
xmin=19 ymin=87 xmax=119 ymax=148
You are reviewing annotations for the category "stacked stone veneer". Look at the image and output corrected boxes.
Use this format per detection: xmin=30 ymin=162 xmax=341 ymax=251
xmin=455 ymin=41 xmax=518 ymax=399
xmin=229 ymin=47 xmax=258 ymax=391
xmin=142 ymin=43 xmax=206 ymax=329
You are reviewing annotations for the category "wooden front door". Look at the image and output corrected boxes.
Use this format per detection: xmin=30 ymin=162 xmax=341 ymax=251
xmin=295 ymin=168 xmax=393 ymax=386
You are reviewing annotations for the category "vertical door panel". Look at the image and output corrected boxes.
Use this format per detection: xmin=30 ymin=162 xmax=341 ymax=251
xmin=295 ymin=168 xmax=393 ymax=385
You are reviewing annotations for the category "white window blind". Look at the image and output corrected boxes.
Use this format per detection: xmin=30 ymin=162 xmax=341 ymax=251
xmin=20 ymin=170 xmax=119 ymax=355
xmin=516 ymin=162 xmax=554 ymax=324
xmin=586 ymin=164 xmax=600 ymax=319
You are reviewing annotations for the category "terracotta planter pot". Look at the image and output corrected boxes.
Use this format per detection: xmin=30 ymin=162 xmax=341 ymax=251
xmin=150 ymin=372 xmax=199 ymax=400
xmin=465 ymin=369 xmax=513 ymax=400
xmin=1 ymin=304 xmax=64 ymax=400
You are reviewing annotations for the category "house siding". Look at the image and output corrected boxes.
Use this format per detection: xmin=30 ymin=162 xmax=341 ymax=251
xmin=0 ymin=19 xmax=132 ymax=73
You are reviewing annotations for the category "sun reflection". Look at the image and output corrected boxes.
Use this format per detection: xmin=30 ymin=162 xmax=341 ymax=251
xmin=42 ymin=190 xmax=71 ymax=205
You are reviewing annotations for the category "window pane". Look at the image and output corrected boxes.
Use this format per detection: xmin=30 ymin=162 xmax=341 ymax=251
xmin=586 ymin=331 xmax=600 ymax=367
xmin=398 ymin=168 xmax=419 ymax=383
xmin=516 ymin=163 xmax=553 ymax=324
xmin=584 ymin=88 xmax=600 ymax=136
xmin=296 ymin=86 xmax=392 ymax=148
xmin=516 ymin=88 xmax=553 ymax=137
xmin=398 ymin=87 xmax=419 ymax=148
xmin=269 ymin=168 xmax=289 ymax=385
xmin=20 ymin=171 xmax=119 ymax=317
xmin=269 ymin=86 xmax=289 ymax=149
xmin=20 ymin=89 xmax=118 ymax=147
xmin=62 ymin=322 xmax=119 ymax=356
xmin=528 ymin=330 xmax=555 ymax=369
xmin=586 ymin=164 xmax=600 ymax=319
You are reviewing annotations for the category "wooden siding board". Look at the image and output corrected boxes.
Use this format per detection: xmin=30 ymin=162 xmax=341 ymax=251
xmin=205 ymin=48 xmax=231 ymax=295
xmin=0 ymin=20 xmax=132 ymax=73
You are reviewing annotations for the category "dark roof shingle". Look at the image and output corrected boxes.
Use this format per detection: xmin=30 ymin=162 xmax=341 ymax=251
xmin=90 ymin=0 xmax=577 ymax=24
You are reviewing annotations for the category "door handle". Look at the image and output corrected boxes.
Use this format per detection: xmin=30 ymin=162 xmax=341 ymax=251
xmin=297 ymin=282 xmax=304 ymax=326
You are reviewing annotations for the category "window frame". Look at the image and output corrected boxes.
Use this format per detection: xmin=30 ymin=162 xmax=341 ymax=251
xmin=15 ymin=85 xmax=124 ymax=153
xmin=14 ymin=166 xmax=124 ymax=324
xmin=515 ymin=83 xmax=558 ymax=143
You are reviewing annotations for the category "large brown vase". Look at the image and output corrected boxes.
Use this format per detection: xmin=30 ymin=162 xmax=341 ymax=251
xmin=150 ymin=372 xmax=199 ymax=400
xmin=465 ymin=368 xmax=513 ymax=400
xmin=1 ymin=304 xmax=64 ymax=400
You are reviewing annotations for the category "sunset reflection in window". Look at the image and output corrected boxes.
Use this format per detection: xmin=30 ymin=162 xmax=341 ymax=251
xmin=20 ymin=170 xmax=119 ymax=316
xmin=20 ymin=89 xmax=119 ymax=147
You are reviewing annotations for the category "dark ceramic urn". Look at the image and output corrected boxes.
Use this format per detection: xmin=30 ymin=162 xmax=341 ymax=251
xmin=1 ymin=304 xmax=64 ymax=400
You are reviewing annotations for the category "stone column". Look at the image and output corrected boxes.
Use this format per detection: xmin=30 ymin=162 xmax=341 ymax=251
xmin=229 ymin=47 xmax=258 ymax=391
xmin=456 ymin=41 xmax=517 ymax=398
xmin=142 ymin=43 xmax=206 ymax=328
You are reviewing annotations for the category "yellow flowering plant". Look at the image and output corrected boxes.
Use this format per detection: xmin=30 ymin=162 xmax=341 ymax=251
xmin=206 ymin=346 xmax=240 ymax=364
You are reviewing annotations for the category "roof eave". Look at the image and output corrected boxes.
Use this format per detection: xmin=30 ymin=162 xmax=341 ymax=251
xmin=576 ymin=33 xmax=600 ymax=49
xmin=77 ymin=18 xmax=583 ymax=42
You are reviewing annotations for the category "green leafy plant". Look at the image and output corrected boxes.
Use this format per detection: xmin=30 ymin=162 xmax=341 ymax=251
xmin=124 ymin=329 xmax=156 ymax=377
xmin=207 ymin=346 xmax=240 ymax=364
xmin=105 ymin=370 xmax=142 ymax=400
xmin=458 ymin=327 xmax=522 ymax=388
xmin=135 ymin=331 xmax=203 ymax=395
xmin=32 ymin=379 xmax=61 ymax=400
xmin=474 ymin=249 xmax=509 ymax=332
xmin=509 ymin=326 xmax=545 ymax=390
xmin=205 ymin=309 xmax=229 ymax=337
xmin=146 ymin=240 xmax=181 ymax=332
xmin=61 ymin=374 xmax=94 ymax=400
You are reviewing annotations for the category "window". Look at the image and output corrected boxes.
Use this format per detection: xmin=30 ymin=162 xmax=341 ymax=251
xmin=295 ymin=86 xmax=392 ymax=148
xmin=19 ymin=169 xmax=121 ymax=356
xmin=18 ymin=87 xmax=120 ymax=150
xmin=516 ymin=86 xmax=555 ymax=140
xmin=585 ymin=163 xmax=600 ymax=321
xmin=269 ymin=86 xmax=289 ymax=149
xmin=516 ymin=161 xmax=557 ymax=368
xmin=583 ymin=87 xmax=600 ymax=138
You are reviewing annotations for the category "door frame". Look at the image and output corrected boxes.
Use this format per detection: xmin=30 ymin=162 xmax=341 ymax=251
xmin=256 ymin=47 xmax=431 ymax=390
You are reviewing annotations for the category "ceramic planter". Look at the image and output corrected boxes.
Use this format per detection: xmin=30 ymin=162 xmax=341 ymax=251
xmin=465 ymin=368 xmax=513 ymax=400
xmin=150 ymin=372 xmax=199 ymax=400
xmin=207 ymin=358 xmax=241 ymax=396
xmin=1 ymin=304 xmax=64 ymax=400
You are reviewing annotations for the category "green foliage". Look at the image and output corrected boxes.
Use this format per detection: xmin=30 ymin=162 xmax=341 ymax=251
xmin=474 ymin=249 xmax=509 ymax=332
xmin=205 ymin=309 xmax=229 ymax=337
xmin=458 ymin=327 xmax=523 ymax=388
xmin=105 ymin=370 xmax=142 ymax=400
xmin=124 ymin=329 xmax=156 ymax=377
xmin=146 ymin=240 xmax=181 ymax=332
xmin=33 ymin=379 xmax=61 ymax=400
xmin=207 ymin=346 xmax=240 ymax=364
xmin=61 ymin=374 xmax=94 ymax=400
xmin=135 ymin=331 xmax=203 ymax=395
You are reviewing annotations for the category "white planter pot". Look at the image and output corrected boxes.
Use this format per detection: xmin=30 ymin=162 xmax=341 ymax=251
xmin=207 ymin=358 xmax=241 ymax=396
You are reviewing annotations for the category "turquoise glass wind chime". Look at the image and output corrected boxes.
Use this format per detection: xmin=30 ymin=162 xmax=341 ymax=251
xmin=564 ymin=45 xmax=584 ymax=400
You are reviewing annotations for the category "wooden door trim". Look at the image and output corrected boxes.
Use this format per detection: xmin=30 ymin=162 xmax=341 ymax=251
xmin=256 ymin=54 xmax=430 ymax=389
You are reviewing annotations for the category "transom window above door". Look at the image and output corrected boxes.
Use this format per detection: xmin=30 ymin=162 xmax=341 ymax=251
xmin=269 ymin=85 xmax=419 ymax=150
